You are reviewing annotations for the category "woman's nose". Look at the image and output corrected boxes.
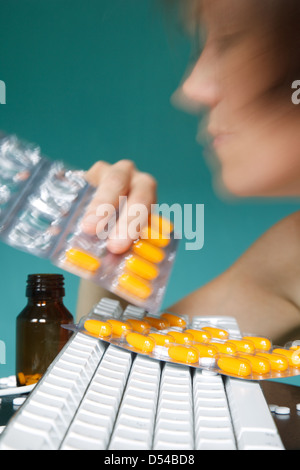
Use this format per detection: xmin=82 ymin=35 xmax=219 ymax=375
xmin=180 ymin=46 xmax=221 ymax=110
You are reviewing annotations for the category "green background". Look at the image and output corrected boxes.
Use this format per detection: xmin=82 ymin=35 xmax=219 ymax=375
xmin=0 ymin=0 xmax=299 ymax=386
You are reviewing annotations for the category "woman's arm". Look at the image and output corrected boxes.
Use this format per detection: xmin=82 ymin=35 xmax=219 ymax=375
xmin=169 ymin=211 xmax=300 ymax=344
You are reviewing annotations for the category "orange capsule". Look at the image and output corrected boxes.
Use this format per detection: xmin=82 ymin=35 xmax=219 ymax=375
xmin=161 ymin=313 xmax=186 ymax=329
xmin=211 ymin=342 xmax=237 ymax=356
xmin=168 ymin=345 xmax=199 ymax=364
xmin=193 ymin=343 xmax=218 ymax=358
xmin=217 ymin=356 xmax=252 ymax=377
xmin=238 ymin=353 xmax=271 ymax=375
xmin=106 ymin=319 xmax=132 ymax=337
xmin=272 ymin=348 xmax=300 ymax=368
xmin=125 ymin=255 xmax=159 ymax=281
xmin=243 ymin=336 xmax=272 ymax=352
xmin=126 ymin=318 xmax=151 ymax=334
xmin=84 ymin=319 xmax=112 ymax=337
xmin=141 ymin=226 xmax=171 ymax=248
xmin=185 ymin=329 xmax=211 ymax=343
xmin=126 ymin=332 xmax=155 ymax=353
xmin=227 ymin=339 xmax=255 ymax=354
xmin=118 ymin=272 xmax=152 ymax=299
xmin=132 ymin=240 xmax=165 ymax=264
xmin=149 ymin=214 xmax=174 ymax=234
xmin=168 ymin=331 xmax=194 ymax=345
xmin=202 ymin=327 xmax=229 ymax=340
xmin=148 ymin=333 xmax=175 ymax=346
xmin=256 ymin=353 xmax=289 ymax=372
xmin=65 ymin=248 xmax=101 ymax=272
xmin=144 ymin=316 xmax=170 ymax=330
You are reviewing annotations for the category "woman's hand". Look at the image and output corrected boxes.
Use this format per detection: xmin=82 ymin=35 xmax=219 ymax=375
xmin=81 ymin=159 xmax=157 ymax=254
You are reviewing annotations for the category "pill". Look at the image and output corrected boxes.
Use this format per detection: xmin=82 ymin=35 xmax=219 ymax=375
xmin=296 ymin=404 xmax=300 ymax=411
xmin=217 ymin=356 xmax=252 ymax=377
xmin=275 ymin=406 xmax=290 ymax=415
xmin=65 ymin=248 xmax=101 ymax=272
xmin=125 ymin=255 xmax=159 ymax=281
xmin=168 ymin=345 xmax=199 ymax=364
xmin=149 ymin=214 xmax=174 ymax=234
xmin=243 ymin=336 xmax=272 ymax=351
xmin=132 ymin=240 xmax=165 ymax=264
xmin=148 ymin=333 xmax=175 ymax=346
xmin=211 ymin=342 xmax=237 ymax=355
xmin=272 ymin=348 xmax=300 ymax=367
xmin=227 ymin=339 xmax=256 ymax=354
xmin=141 ymin=226 xmax=170 ymax=248
xmin=17 ymin=372 xmax=26 ymax=386
xmin=106 ymin=319 xmax=132 ymax=337
xmin=118 ymin=273 xmax=153 ymax=299
xmin=202 ymin=327 xmax=229 ymax=340
xmin=168 ymin=331 xmax=194 ymax=345
xmin=144 ymin=316 xmax=170 ymax=330
xmin=193 ymin=343 xmax=218 ymax=358
xmin=185 ymin=329 xmax=211 ymax=342
xmin=84 ymin=319 xmax=112 ymax=337
xmin=13 ymin=397 xmax=26 ymax=407
xmin=256 ymin=353 xmax=289 ymax=372
xmin=238 ymin=353 xmax=271 ymax=375
xmin=161 ymin=313 xmax=186 ymax=328
xmin=126 ymin=318 xmax=151 ymax=334
xmin=126 ymin=332 xmax=155 ymax=353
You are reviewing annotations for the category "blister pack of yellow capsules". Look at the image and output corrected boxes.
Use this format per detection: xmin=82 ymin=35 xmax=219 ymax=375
xmin=65 ymin=299 xmax=300 ymax=381
xmin=0 ymin=134 xmax=178 ymax=312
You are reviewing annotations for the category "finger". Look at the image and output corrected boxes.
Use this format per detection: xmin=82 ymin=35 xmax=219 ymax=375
xmin=107 ymin=172 xmax=157 ymax=254
xmin=82 ymin=160 xmax=135 ymax=235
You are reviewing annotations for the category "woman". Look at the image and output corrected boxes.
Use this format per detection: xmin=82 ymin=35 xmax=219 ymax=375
xmin=77 ymin=0 xmax=300 ymax=344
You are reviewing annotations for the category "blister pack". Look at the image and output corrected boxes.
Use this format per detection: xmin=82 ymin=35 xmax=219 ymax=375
xmin=65 ymin=302 xmax=300 ymax=381
xmin=0 ymin=134 xmax=178 ymax=312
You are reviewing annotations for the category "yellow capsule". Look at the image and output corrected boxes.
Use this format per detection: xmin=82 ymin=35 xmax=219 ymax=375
xmin=168 ymin=331 xmax=194 ymax=345
xmin=227 ymin=339 xmax=255 ymax=354
xmin=193 ymin=343 xmax=218 ymax=358
xmin=161 ymin=313 xmax=186 ymax=329
xmin=202 ymin=327 xmax=229 ymax=340
xmin=106 ymin=319 xmax=132 ymax=337
xmin=132 ymin=240 xmax=165 ymax=264
xmin=256 ymin=353 xmax=289 ymax=372
xmin=17 ymin=372 xmax=26 ymax=386
xmin=148 ymin=333 xmax=175 ymax=346
xmin=168 ymin=345 xmax=199 ymax=364
xmin=125 ymin=255 xmax=159 ymax=281
xmin=126 ymin=318 xmax=151 ymax=334
xmin=243 ymin=336 xmax=272 ymax=352
xmin=84 ymin=319 xmax=112 ymax=337
xmin=126 ymin=332 xmax=155 ymax=353
xmin=65 ymin=248 xmax=101 ymax=272
xmin=185 ymin=329 xmax=211 ymax=343
xmin=118 ymin=272 xmax=152 ymax=299
xmin=211 ymin=341 xmax=237 ymax=356
xmin=149 ymin=214 xmax=174 ymax=234
xmin=272 ymin=348 xmax=300 ymax=368
xmin=217 ymin=356 xmax=252 ymax=377
xmin=141 ymin=226 xmax=171 ymax=248
xmin=144 ymin=316 xmax=170 ymax=330
xmin=238 ymin=353 xmax=271 ymax=375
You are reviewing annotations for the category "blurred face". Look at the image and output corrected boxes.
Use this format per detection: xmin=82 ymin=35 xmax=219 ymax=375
xmin=179 ymin=0 xmax=300 ymax=197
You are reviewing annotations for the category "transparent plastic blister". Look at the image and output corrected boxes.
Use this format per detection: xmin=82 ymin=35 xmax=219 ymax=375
xmin=0 ymin=133 xmax=178 ymax=312
xmin=66 ymin=305 xmax=300 ymax=381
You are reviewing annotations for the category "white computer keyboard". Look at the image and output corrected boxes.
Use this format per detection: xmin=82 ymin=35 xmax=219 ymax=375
xmin=0 ymin=298 xmax=284 ymax=450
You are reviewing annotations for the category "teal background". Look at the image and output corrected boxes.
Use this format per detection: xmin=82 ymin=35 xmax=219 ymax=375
xmin=0 ymin=0 xmax=299 ymax=387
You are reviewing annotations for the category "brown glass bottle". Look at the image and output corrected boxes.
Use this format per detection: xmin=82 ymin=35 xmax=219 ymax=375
xmin=16 ymin=274 xmax=73 ymax=386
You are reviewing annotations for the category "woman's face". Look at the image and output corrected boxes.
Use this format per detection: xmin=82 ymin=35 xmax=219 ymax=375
xmin=180 ymin=0 xmax=300 ymax=197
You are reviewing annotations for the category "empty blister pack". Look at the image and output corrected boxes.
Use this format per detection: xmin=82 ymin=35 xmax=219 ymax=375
xmin=66 ymin=304 xmax=300 ymax=381
xmin=0 ymin=133 xmax=178 ymax=312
